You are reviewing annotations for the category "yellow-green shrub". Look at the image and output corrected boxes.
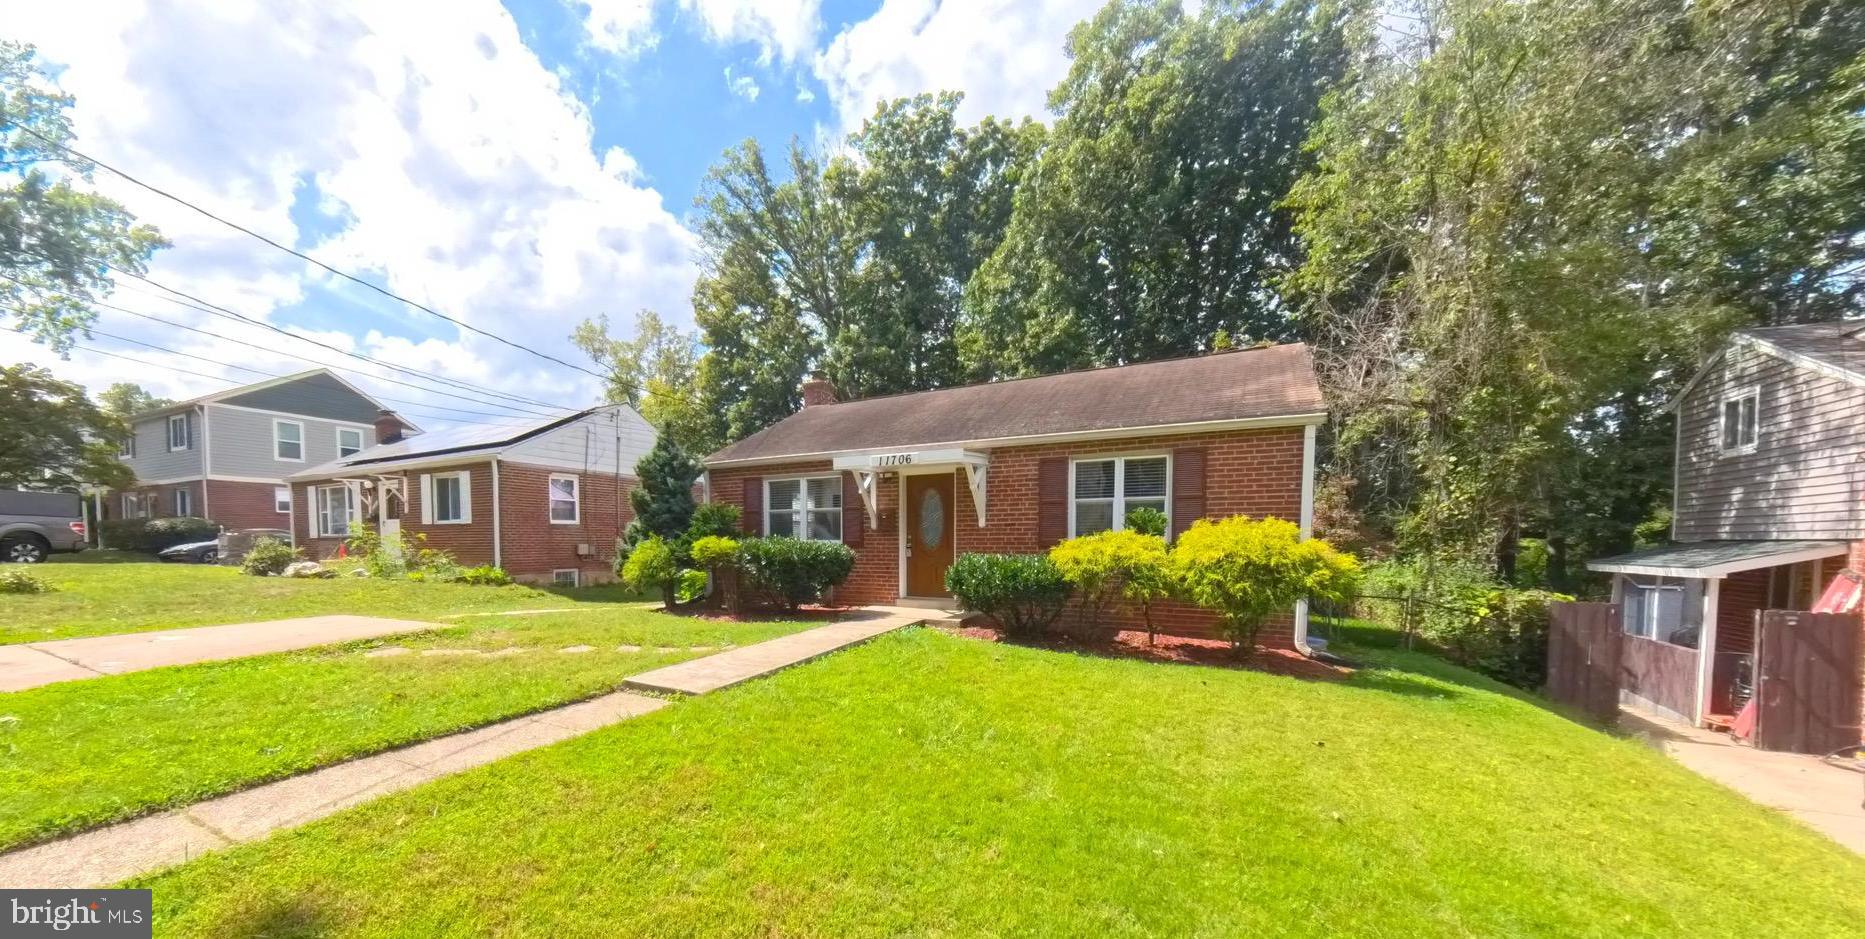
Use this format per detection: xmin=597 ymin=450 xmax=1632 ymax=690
xmin=1048 ymin=529 xmax=1169 ymax=634
xmin=1169 ymin=516 xmax=1359 ymax=652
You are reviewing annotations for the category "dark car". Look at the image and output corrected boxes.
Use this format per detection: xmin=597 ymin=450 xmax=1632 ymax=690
xmin=158 ymin=529 xmax=289 ymax=564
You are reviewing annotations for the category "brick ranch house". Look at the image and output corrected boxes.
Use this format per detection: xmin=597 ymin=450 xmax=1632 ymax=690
xmin=286 ymin=404 xmax=656 ymax=586
xmin=702 ymin=343 xmax=1327 ymax=648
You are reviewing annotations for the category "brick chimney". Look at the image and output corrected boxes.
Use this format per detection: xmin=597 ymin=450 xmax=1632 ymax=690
xmin=800 ymin=372 xmax=838 ymax=408
xmin=374 ymin=409 xmax=404 ymax=445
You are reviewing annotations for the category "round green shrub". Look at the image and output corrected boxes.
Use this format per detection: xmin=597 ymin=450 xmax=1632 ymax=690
xmin=945 ymin=553 xmax=1071 ymax=636
xmin=736 ymin=537 xmax=855 ymax=610
xmin=622 ymin=535 xmax=682 ymax=607
xmin=689 ymin=535 xmax=740 ymax=568
xmin=240 ymin=537 xmax=300 ymax=577
xmin=1169 ymin=516 xmax=1359 ymax=653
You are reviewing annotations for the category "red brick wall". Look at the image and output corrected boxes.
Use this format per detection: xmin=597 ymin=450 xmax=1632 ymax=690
xmin=292 ymin=460 xmax=635 ymax=584
xmin=104 ymin=480 xmax=204 ymax=522
xmin=496 ymin=462 xmax=635 ymax=585
xmin=203 ymin=479 xmax=292 ymax=532
xmin=706 ymin=425 xmax=1310 ymax=644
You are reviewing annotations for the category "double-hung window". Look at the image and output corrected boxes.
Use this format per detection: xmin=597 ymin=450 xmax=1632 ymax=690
xmin=1071 ymin=455 xmax=1169 ymax=536
xmin=315 ymin=484 xmax=356 ymax=537
xmin=1720 ymin=388 xmax=1759 ymax=453
xmin=173 ymin=488 xmax=192 ymax=517
xmin=766 ymin=476 xmax=842 ymax=542
xmin=117 ymin=433 xmax=135 ymax=459
xmin=274 ymin=486 xmax=292 ymax=514
xmin=275 ymin=420 xmax=304 ymax=462
xmin=336 ymin=427 xmax=364 ymax=458
xmin=548 ymin=474 xmax=580 ymax=524
xmin=430 ymin=472 xmax=469 ymax=524
xmin=167 ymin=414 xmax=189 ymax=452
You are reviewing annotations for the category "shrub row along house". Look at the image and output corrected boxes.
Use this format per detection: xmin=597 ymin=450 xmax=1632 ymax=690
xmin=1588 ymin=321 xmax=1865 ymax=738
xmin=701 ymin=343 xmax=1326 ymax=647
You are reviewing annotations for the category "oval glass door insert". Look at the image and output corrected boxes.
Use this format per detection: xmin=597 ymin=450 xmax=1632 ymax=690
xmin=919 ymin=488 xmax=945 ymax=550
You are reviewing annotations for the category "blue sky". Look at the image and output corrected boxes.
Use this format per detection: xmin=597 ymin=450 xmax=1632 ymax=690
xmin=7 ymin=0 xmax=1103 ymax=427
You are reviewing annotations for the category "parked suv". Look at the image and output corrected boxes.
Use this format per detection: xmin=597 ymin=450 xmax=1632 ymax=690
xmin=0 ymin=490 xmax=87 ymax=563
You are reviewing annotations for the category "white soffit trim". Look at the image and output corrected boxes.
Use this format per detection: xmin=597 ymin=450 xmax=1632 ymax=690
xmin=709 ymin=412 xmax=1328 ymax=468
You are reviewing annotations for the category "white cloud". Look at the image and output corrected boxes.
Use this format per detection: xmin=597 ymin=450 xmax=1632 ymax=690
xmin=579 ymin=0 xmax=658 ymax=56
xmin=724 ymin=66 xmax=761 ymax=103
xmin=9 ymin=0 xmax=700 ymax=424
xmin=795 ymin=83 xmax=816 ymax=104
xmin=814 ymin=0 xmax=1102 ymax=133
xmin=679 ymin=0 xmax=821 ymax=65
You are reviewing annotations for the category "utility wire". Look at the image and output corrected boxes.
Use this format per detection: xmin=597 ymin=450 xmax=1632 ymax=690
xmin=14 ymin=122 xmax=613 ymax=382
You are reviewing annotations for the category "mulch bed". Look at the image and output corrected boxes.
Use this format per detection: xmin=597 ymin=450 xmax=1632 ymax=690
xmin=945 ymin=621 xmax=1352 ymax=681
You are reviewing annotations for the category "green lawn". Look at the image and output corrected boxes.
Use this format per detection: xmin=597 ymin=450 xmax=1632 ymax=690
xmin=0 ymin=566 xmax=816 ymax=851
xmin=4 ymin=555 xmax=647 ymax=644
xmin=136 ymin=629 xmax=1865 ymax=937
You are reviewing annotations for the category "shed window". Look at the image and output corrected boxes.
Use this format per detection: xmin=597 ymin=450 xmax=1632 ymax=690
xmin=766 ymin=476 xmax=841 ymax=542
xmin=1720 ymin=389 xmax=1758 ymax=452
xmin=1071 ymin=456 xmax=1169 ymax=536
xmin=1621 ymin=575 xmax=1703 ymax=649
xmin=275 ymin=420 xmax=304 ymax=461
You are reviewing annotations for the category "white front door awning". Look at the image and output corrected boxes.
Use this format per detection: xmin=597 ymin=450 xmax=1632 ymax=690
xmin=832 ymin=448 xmax=990 ymax=528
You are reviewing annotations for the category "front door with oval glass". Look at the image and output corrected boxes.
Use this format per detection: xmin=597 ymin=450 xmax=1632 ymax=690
xmin=905 ymin=473 xmax=955 ymax=597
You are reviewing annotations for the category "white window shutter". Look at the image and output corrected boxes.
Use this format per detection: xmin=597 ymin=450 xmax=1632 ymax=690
xmin=420 ymin=474 xmax=434 ymax=524
xmin=459 ymin=471 xmax=473 ymax=523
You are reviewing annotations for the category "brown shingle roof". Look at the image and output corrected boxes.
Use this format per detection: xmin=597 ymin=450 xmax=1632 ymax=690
xmin=705 ymin=343 xmax=1325 ymax=465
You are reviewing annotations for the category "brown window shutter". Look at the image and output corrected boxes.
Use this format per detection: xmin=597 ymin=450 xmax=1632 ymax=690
xmin=841 ymin=472 xmax=863 ymax=546
xmin=741 ymin=477 xmax=762 ymax=535
xmin=1171 ymin=447 xmax=1206 ymax=540
xmin=1037 ymin=456 xmax=1069 ymax=548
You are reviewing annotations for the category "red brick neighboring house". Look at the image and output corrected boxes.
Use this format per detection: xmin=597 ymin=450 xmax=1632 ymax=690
xmin=287 ymin=404 xmax=655 ymax=586
xmin=702 ymin=344 xmax=1327 ymax=648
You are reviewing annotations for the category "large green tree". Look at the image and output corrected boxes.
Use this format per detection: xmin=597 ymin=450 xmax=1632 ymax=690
xmin=569 ymin=310 xmax=710 ymax=454
xmin=0 ymin=364 xmax=132 ymax=489
xmin=96 ymin=381 xmax=172 ymax=418
xmin=1288 ymin=0 xmax=1865 ymax=582
xmin=960 ymin=0 xmax=1357 ymax=378
xmin=1 ymin=41 xmax=165 ymax=352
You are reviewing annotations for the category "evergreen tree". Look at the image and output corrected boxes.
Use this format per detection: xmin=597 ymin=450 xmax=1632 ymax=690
xmin=627 ymin=432 xmax=701 ymax=546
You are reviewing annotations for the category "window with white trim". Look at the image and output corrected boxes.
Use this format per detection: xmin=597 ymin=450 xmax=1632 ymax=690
xmin=432 ymin=472 xmax=469 ymax=523
xmin=1071 ymin=455 xmax=1169 ymax=536
xmin=167 ymin=414 xmax=189 ymax=451
xmin=548 ymin=474 xmax=580 ymax=524
xmin=1719 ymin=388 xmax=1759 ymax=453
xmin=337 ymin=427 xmax=364 ymax=458
xmin=766 ymin=476 xmax=842 ymax=541
xmin=1620 ymin=575 xmax=1703 ymax=649
xmin=274 ymin=420 xmax=304 ymax=461
xmin=315 ymin=484 xmax=356 ymax=537
xmin=274 ymin=486 xmax=292 ymax=514
xmin=117 ymin=433 xmax=135 ymax=459
xmin=173 ymin=488 xmax=192 ymax=517
xmin=552 ymin=569 xmax=580 ymax=587
xmin=122 ymin=493 xmax=149 ymax=519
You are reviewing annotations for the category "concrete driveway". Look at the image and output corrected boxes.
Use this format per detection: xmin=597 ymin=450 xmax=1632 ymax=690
xmin=1623 ymin=710 xmax=1865 ymax=856
xmin=0 ymin=615 xmax=442 ymax=692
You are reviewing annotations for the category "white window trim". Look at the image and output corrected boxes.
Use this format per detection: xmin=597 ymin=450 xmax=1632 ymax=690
xmin=1068 ymin=454 xmax=1173 ymax=538
xmin=1718 ymin=385 xmax=1760 ymax=455
xmin=118 ymin=434 xmax=135 ymax=459
xmin=335 ymin=426 xmax=365 ymax=458
xmin=551 ymin=568 xmax=580 ymax=587
xmin=314 ymin=483 xmax=358 ymax=538
xmin=274 ymin=486 xmax=292 ymax=514
xmin=548 ymin=473 xmax=580 ymax=525
xmin=763 ymin=474 xmax=843 ymax=542
xmin=274 ymin=419 xmax=306 ymax=463
xmin=428 ymin=471 xmax=472 ymax=525
xmin=167 ymin=414 xmax=189 ymax=452
xmin=173 ymin=488 xmax=192 ymax=517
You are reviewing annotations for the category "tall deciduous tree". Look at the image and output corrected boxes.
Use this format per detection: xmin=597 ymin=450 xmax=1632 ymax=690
xmin=961 ymin=0 xmax=1356 ymax=378
xmin=96 ymin=381 xmax=171 ymax=418
xmin=0 ymin=364 xmax=132 ymax=489
xmin=1288 ymin=0 xmax=1865 ymax=580
xmin=1 ymin=42 xmax=165 ymax=352
xmin=570 ymin=310 xmax=710 ymax=454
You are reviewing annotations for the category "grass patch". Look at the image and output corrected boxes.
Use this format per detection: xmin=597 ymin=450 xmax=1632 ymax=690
xmin=0 ymin=605 xmax=812 ymax=851
xmin=139 ymin=629 xmax=1865 ymax=937
xmin=3 ymin=558 xmax=654 ymax=645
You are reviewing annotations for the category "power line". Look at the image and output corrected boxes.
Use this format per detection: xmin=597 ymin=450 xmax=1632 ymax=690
xmin=15 ymin=122 xmax=614 ymax=382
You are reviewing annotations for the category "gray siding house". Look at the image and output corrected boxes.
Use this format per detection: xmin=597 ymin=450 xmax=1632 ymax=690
xmin=108 ymin=370 xmax=413 ymax=533
xmin=1589 ymin=321 xmax=1865 ymax=727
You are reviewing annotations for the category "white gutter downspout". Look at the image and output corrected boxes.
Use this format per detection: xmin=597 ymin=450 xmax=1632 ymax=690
xmin=1294 ymin=423 xmax=1318 ymax=655
xmin=490 ymin=457 xmax=503 ymax=569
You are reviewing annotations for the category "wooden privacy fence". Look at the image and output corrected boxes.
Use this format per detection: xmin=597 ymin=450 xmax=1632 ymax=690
xmin=1755 ymin=610 xmax=1862 ymax=755
xmin=1546 ymin=601 xmax=1621 ymax=722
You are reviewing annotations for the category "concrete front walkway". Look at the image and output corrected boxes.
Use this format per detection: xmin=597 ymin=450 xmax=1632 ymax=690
xmin=624 ymin=606 xmax=955 ymax=695
xmin=0 ymin=615 xmax=442 ymax=692
xmin=0 ymin=691 xmax=667 ymax=888
xmin=1622 ymin=710 xmax=1865 ymax=855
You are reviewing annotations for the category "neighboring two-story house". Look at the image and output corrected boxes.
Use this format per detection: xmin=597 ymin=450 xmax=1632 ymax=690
xmin=107 ymin=370 xmax=414 ymax=533
xmin=1588 ymin=321 xmax=1865 ymax=728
